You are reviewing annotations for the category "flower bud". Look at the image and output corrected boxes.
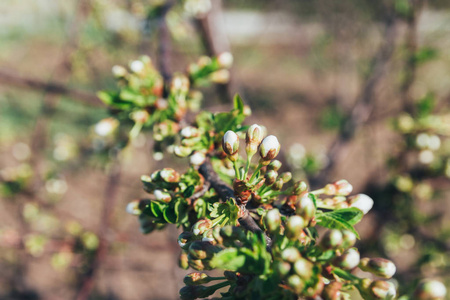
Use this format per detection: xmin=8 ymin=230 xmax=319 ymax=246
xmin=285 ymin=216 xmax=306 ymax=240
xmin=183 ymin=272 xmax=211 ymax=286
xmin=321 ymin=229 xmax=343 ymax=249
xmin=287 ymin=274 xmax=305 ymax=294
xmin=264 ymin=170 xmax=278 ymax=185
xmin=259 ymin=135 xmax=280 ymax=161
xmin=201 ymin=229 xmax=215 ymax=243
xmin=126 ymin=200 xmax=142 ymax=215
xmin=280 ymin=172 xmax=292 ymax=183
xmin=171 ymin=74 xmax=190 ymax=93
xmin=192 ymin=219 xmax=213 ymax=236
xmin=370 ymin=280 xmax=396 ymax=300
xmin=295 ymin=195 xmax=316 ymax=221
xmin=348 ymin=194 xmax=374 ymax=214
xmin=281 ymin=247 xmax=301 ymax=263
xmin=179 ymin=251 xmax=189 ymax=269
xmin=217 ymin=52 xmax=233 ymax=68
xmin=334 ymin=248 xmax=360 ymax=269
xmin=294 ymin=181 xmax=308 ymax=195
xmin=160 ymin=168 xmax=181 ymax=183
xmin=222 ymin=131 xmax=239 ymax=160
xmin=180 ymin=285 xmax=212 ymax=300
xmin=245 ymin=124 xmax=264 ymax=156
xmin=322 ymin=281 xmax=343 ymax=300
xmin=188 ymin=241 xmax=216 ymax=260
xmin=154 ymin=189 xmax=171 ymax=202
xmin=130 ymin=110 xmax=149 ymax=124
xmin=267 ymin=160 xmax=282 ymax=171
xmin=243 ymin=105 xmax=252 ymax=116
xmin=178 ymin=231 xmax=196 ymax=249
xmin=209 ymin=69 xmax=230 ymax=84
xmin=190 ymin=151 xmax=206 ymax=166
xmin=130 ymin=60 xmax=145 ymax=73
xmin=271 ymin=178 xmax=284 ymax=191
xmin=274 ymin=260 xmax=291 ymax=277
xmin=94 ymin=117 xmax=119 ymax=136
xmin=174 ymin=145 xmax=192 ymax=157
xmin=324 ymin=180 xmax=353 ymax=196
xmin=293 ymin=257 xmax=314 ymax=280
xmin=413 ymin=280 xmax=447 ymax=300
xmin=359 ymin=258 xmax=396 ymax=279
xmin=112 ymin=65 xmax=127 ymax=77
xmin=181 ymin=126 xmax=200 ymax=138
xmin=264 ymin=209 xmax=281 ymax=234
xmin=341 ymin=230 xmax=357 ymax=249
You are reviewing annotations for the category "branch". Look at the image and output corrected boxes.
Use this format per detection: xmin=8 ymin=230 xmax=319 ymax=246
xmin=199 ymin=161 xmax=271 ymax=246
xmin=0 ymin=69 xmax=103 ymax=106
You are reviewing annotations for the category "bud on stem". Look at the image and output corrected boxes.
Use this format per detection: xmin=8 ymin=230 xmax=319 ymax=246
xmin=359 ymin=258 xmax=396 ymax=279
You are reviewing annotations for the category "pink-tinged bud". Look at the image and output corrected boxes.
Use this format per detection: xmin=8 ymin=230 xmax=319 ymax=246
xmin=267 ymin=160 xmax=282 ymax=171
xmin=154 ymin=189 xmax=171 ymax=202
xmin=285 ymin=216 xmax=306 ymax=240
xmin=335 ymin=248 xmax=360 ymax=270
xmin=180 ymin=126 xmax=200 ymax=138
xmin=245 ymin=124 xmax=264 ymax=156
xmin=294 ymin=181 xmax=308 ymax=195
xmin=296 ymin=195 xmax=316 ymax=221
xmin=130 ymin=110 xmax=149 ymax=124
xmin=281 ymin=247 xmax=301 ymax=263
xmin=322 ymin=281 xmax=343 ymax=300
xmin=325 ymin=180 xmax=353 ymax=196
xmin=274 ymin=260 xmax=291 ymax=277
xmin=222 ymin=130 xmax=239 ymax=158
xmin=192 ymin=219 xmax=213 ymax=236
xmin=370 ymin=280 xmax=396 ymax=300
xmin=160 ymin=168 xmax=180 ymax=183
xmin=287 ymin=274 xmax=305 ymax=294
xmin=348 ymin=194 xmax=374 ymax=214
xmin=217 ymin=52 xmax=233 ymax=69
xmin=190 ymin=151 xmax=206 ymax=166
xmin=321 ymin=229 xmax=343 ymax=249
xmin=178 ymin=231 xmax=196 ymax=249
xmin=183 ymin=272 xmax=210 ymax=286
xmin=264 ymin=170 xmax=278 ymax=185
xmin=414 ymin=280 xmax=447 ymax=300
xmin=188 ymin=241 xmax=217 ymax=260
xmin=264 ymin=209 xmax=281 ymax=234
xmin=259 ymin=135 xmax=280 ymax=161
xmin=179 ymin=251 xmax=189 ymax=269
xmin=272 ymin=178 xmax=284 ymax=191
xmin=209 ymin=69 xmax=230 ymax=84
xmin=293 ymin=257 xmax=314 ymax=280
xmin=359 ymin=258 xmax=396 ymax=279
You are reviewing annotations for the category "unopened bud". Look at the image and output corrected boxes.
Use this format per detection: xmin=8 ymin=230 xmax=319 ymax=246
xmin=324 ymin=180 xmax=353 ymax=196
xmin=222 ymin=131 xmax=239 ymax=159
xmin=179 ymin=251 xmax=189 ymax=269
xmin=243 ymin=105 xmax=252 ymax=116
xmin=295 ymin=195 xmax=316 ymax=221
xmin=160 ymin=168 xmax=181 ymax=183
xmin=359 ymin=258 xmax=396 ymax=279
xmin=190 ymin=151 xmax=206 ymax=166
xmin=321 ymin=229 xmax=343 ymax=249
xmin=209 ymin=69 xmax=230 ymax=84
xmin=274 ymin=260 xmax=291 ymax=277
xmin=112 ymin=65 xmax=127 ymax=77
xmin=130 ymin=110 xmax=149 ymax=124
xmin=335 ymin=248 xmax=360 ymax=269
xmin=126 ymin=200 xmax=141 ymax=215
xmin=413 ymin=280 xmax=447 ymax=300
xmin=171 ymin=74 xmax=190 ymax=93
xmin=322 ymin=281 xmax=343 ymax=300
xmin=294 ymin=181 xmax=308 ymax=195
xmin=245 ymin=124 xmax=264 ymax=156
xmin=287 ymin=274 xmax=305 ymax=294
xmin=281 ymin=247 xmax=301 ymax=263
xmin=272 ymin=178 xmax=284 ymax=191
xmin=267 ymin=160 xmax=282 ymax=171
xmin=259 ymin=135 xmax=280 ymax=161
xmin=154 ymin=189 xmax=171 ymax=202
xmin=183 ymin=272 xmax=210 ymax=286
xmin=348 ymin=194 xmax=374 ymax=214
xmin=280 ymin=172 xmax=292 ymax=183
xmin=293 ymin=257 xmax=314 ymax=280
xmin=189 ymin=241 xmax=217 ymax=260
xmin=174 ymin=145 xmax=192 ymax=157
xmin=192 ymin=219 xmax=213 ymax=236
xmin=341 ymin=230 xmax=357 ymax=249
xmin=181 ymin=126 xmax=200 ymax=138
xmin=264 ymin=209 xmax=281 ymax=234
xmin=217 ymin=52 xmax=233 ymax=69
xmin=285 ymin=216 xmax=306 ymax=240
xmin=370 ymin=280 xmax=396 ymax=300
xmin=130 ymin=60 xmax=144 ymax=73
xmin=178 ymin=231 xmax=195 ymax=249
xmin=264 ymin=170 xmax=278 ymax=185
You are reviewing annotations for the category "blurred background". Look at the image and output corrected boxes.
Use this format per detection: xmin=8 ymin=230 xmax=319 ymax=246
xmin=0 ymin=0 xmax=449 ymax=299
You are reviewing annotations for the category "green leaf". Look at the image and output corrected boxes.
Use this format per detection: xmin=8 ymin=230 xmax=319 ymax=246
xmin=210 ymin=248 xmax=246 ymax=270
xmin=163 ymin=206 xmax=177 ymax=224
xmin=183 ymin=185 xmax=195 ymax=198
xmin=233 ymin=94 xmax=244 ymax=112
xmin=327 ymin=208 xmax=364 ymax=225
xmin=150 ymin=201 xmax=166 ymax=219
xmin=308 ymin=193 xmax=318 ymax=208
xmin=316 ymin=212 xmax=360 ymax=239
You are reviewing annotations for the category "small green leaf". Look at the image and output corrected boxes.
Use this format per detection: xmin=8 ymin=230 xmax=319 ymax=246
xmin=308 ymin=193 xmax=318 ymax=208
xmin=183 ymin=185 xmax=195 ymax=198
xmin=233 ymin=94 xmax=244 ymax=112
xmin=316 ymin=212 xmax=360 ymax=239
xmin=210 ymin=248 xmax=246 ymax=270
xmin=328 ymin=208 xmax=364 ymax=225
xmin=163 ymin=207 xmax=177 ymax=224
xmin=150 ymin=201 xmax=165 ymax=219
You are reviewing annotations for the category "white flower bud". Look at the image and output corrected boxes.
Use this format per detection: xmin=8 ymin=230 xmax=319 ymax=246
xmin=112 ymin=65 xmax=127 ymax=77
xmin=126 ymin=200 xmax=141 ymax=215
xmin=349 ymin=194 xmax=374 ymax=214
xmin=259 ymin=135 xmax=280 ymax=161
xmin=181 ymin=126 xmax=199 ymax=138
xmin=94 ymin=118 xmax=119 ymax=137
xmin=222 ymin=131 xmax=239 ymax=156
xmin=217 ymin=52 xmax=233 ymax=68
xmin=130 ymin=60 xmax=145 ymax=73
xmin=190 ymin=151 xmax=206 ymax=166
xmin=154 ymin=189 xmax=171 ymax=202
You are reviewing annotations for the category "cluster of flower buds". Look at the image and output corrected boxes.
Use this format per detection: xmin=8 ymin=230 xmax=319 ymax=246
xmin=357 ymin=278 xmax=397 ymax=300
xmin=188 ymin=52 xmax=233 ymax=84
